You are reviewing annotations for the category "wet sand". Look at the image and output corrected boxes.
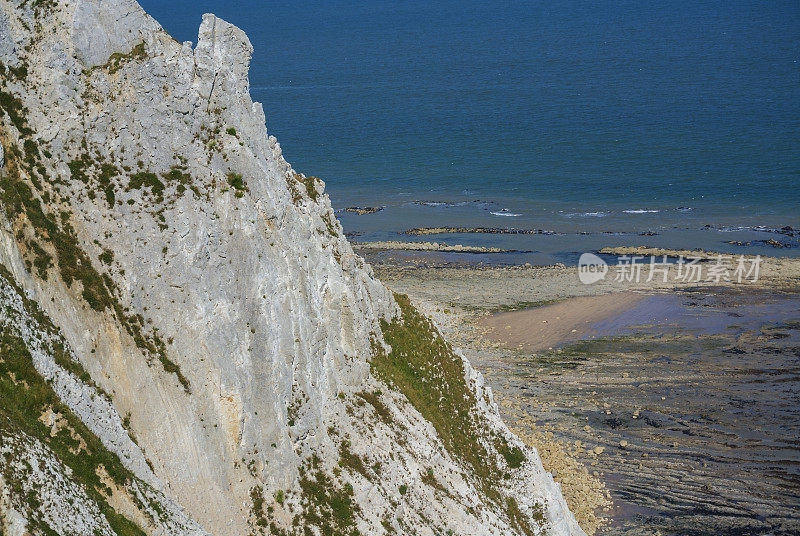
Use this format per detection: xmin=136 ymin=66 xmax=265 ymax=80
xmin=478 ymin=292 xmax=646 ymax=352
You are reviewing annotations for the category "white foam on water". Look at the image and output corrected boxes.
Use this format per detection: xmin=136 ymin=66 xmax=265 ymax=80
xmin=563 ymin=211 xmax=610 ymax=218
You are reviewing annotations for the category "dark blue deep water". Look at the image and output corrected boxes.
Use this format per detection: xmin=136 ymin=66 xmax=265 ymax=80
xmin=139 ymin=0 xmax=799 ymax=258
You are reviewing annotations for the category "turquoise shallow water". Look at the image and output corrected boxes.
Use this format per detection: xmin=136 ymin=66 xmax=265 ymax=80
xmin=140 ymin=0 xmax=799 ymax=260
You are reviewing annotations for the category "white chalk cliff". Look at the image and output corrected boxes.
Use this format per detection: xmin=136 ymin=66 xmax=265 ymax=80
xmin=0 ymin=1 xmax=585 ymax=535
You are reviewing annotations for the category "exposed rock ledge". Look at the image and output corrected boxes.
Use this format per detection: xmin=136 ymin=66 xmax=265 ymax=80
xmin=353 ymin=241 xmax=509 ymax=253
xmin=0 ymin=1 xmax=584 ymax=535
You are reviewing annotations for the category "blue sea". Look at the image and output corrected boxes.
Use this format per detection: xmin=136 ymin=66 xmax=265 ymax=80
xmin=140 ymin=0 xmax=799 ymax=262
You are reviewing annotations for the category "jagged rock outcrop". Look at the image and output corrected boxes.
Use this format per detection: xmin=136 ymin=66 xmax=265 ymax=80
xmin=0 ymin=1 xmax=585 ymax=535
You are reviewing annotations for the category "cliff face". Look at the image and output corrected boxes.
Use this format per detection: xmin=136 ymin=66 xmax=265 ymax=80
xmin=0 ymin=1 xmax=584 ymax=535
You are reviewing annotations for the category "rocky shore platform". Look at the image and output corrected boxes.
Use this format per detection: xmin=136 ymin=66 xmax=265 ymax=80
xmin=371 ymin=250 xmax=800 ymax=535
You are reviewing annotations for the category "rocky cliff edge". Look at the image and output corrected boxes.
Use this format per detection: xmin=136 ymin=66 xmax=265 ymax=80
xmin=0 ymin=1 xmax=585 ymax=535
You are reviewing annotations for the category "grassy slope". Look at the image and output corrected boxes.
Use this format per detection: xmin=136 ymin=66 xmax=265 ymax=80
xmin=372 ymin=293 xmax=541 ymax=535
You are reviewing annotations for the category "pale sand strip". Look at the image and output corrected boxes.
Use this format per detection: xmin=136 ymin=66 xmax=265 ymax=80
xmin=478 ymin=292 xmax=646 ymax=352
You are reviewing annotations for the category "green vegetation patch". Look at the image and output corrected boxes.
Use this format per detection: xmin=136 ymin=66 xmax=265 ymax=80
xmin=373 ymin=293 xmax=542 ymax=534
xmin=67 ymin=153 xmax=120 ymax=207
xmin=104 ymin=42 xmax=147 ymax=75
xmin=0 ymin=293 xmax=145 ymax=534
xmin=68 ymin=154 xmax=92 ymax=184
xmin=296 ymin=173 xmax=320 ymax=202
xmin=27 ymin=239 xmax=52 ymax=280
xmin=250 ymin=485 xmax=268 ymax=528
xmin=128 ymin=171 xmax=165 ymax=201
xmin=372 ymin=294 xmax=496 ymax=488
xmin=0 ymin=171 xmax=117 ymax=311
xmin=162 ymin=165 xmax=197 ymax=198
xmin=321 ymin=212 xmax=338 ymax=237
xmin=495 ymin=435 xmax=526 ymax=469
xmin=420 ymin=467 xmax=447 ymax=494
xmin=227 ymin=172 xmax=246 ymax=198
xmin=287 ymin=172 xmax=321 ymax=204
xmin=98 ymin=163 xmax=119 ymax=207
xmin=0 ymin=89 xmax=33 ymax=136
xmin=338 ymin=440 xmax=369 ymax=479
xmin=286 ymin=176 xmax=302 ymax=205
xmin=99 ymin=249 xmax=114 ymax=265
xmin=298 ymin=455 xmax=360 ymax=536
xmin=0 ymin=265 xmax=108 ymax=397
xmin=506 ymin=497 xmax=542 ymax=536
xmin=356 ymin=391 xmax=392 ymax=424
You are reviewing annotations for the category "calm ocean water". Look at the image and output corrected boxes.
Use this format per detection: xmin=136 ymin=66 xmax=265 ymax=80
xmin=140 ymin=0 xmax=799 ymax=260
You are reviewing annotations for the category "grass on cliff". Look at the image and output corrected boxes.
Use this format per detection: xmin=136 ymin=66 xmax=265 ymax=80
xmin=372 ymin=295 xmax=487 ymax=472
xmin=372 ymin=294 xmax=498 ymax=493
xmin=0 ymin=89 xmax=32 ymax=136
xmin=372 ymin=293 xmax=541 ymax=535
xmin=0 ymin=135 xmax=190 ymax=392
xmin=297 ymin=455 xmax=360 ymax=536
xmin=287 ymin=172 xmax=321 ymax=204
xmin=0 ymin=302 xmax=146 ymax=535
xmin=103 ymin=42 xmax=147 ymax=75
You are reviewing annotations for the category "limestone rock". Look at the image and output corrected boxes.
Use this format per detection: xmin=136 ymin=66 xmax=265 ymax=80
xmin=0 ymin=1 xmax=585 ymax=535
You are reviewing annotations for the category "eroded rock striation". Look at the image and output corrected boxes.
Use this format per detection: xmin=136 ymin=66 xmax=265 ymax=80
xmin=0 ymin=1 xmax=584 ymax=534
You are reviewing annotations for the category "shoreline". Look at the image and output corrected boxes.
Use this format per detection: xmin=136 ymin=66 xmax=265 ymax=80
xmin=336 ymin=206 xmax=800 ymax=263
xmin=371 ymin=249 xmax=800 ymax=535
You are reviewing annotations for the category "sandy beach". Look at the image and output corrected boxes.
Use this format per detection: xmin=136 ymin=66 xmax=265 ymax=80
xmin=478 ymin=292 xmax=645 ymax=353
xmin=371 ymin=249 xmax=800 ymax=535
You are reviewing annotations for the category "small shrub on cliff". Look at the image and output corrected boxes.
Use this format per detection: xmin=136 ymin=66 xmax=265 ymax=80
xmin=128 ymin=171 xmax=165 ymax=200
xmin=227 ymin=172 xmax=246 ymax=198
xmin=250 ymin=485 xmax=267 ymax=527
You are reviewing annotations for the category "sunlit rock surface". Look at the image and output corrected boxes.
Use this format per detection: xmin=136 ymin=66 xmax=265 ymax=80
xmin=0 ymin=1 xmax=584 ymax=534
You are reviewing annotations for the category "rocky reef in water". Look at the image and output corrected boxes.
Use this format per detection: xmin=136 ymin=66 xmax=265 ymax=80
xmin=0 ymin=1 xmax=583 ymax=534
